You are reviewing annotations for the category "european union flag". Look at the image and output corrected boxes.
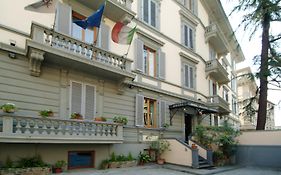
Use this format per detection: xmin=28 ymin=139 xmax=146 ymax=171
xmin=73 ymin=2 xmax=105 ymax=29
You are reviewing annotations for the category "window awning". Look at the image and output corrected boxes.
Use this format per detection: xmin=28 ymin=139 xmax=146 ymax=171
xmin=169 ymin=100 xmax=218 ymax=125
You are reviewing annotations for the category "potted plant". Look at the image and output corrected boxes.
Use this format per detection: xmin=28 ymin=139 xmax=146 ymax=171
xmin=162 ymin=123 xmax=170 ymax=129
xmin=150 ymin=139 xmax=170 ymax=164
xmin=113 ymin=116 xmax=128 ymax=125
xmin=70 ymin=112 xmax=83 ymax=120
xmin=1 ymin=103 xmax=16 ymax=113
xmin=39 ymin=109 xmax=54 ymax=118
xmin=138 ymin=152 xmax=151 ymax=165
xmin=52 ymin=160 xmax=66 ymax=174
xmin=94 ymin=116 xmax=107 ymax=122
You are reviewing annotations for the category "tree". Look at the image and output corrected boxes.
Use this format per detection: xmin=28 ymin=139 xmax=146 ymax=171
xmin=231 ymin=0 xmax=281 ymax=130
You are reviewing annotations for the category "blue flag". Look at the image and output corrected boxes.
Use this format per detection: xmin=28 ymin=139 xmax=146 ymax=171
xmin=73 ymin=2 xmax=105 ymax=29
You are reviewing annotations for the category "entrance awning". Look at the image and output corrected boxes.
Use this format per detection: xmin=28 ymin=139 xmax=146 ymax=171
xmin=169 ymin=100 xmax=218 ymax=125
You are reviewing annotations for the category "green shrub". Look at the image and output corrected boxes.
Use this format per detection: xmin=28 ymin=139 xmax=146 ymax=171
xmin=127 ymin=152 xmax=134 ymax=161
xmin=17 ymin=155 xmax=46 ymax=168
xmin=138 ymin=152 xmax=151 ymax=163
xmin=116 ymin=154 xmax=127 ymax=162
xmin=39 ymin=109 xmax=54 ymax=117
xmin=110 ymin=152 xmax=116 ymax=162
xmin=113 ymin=116 xmax=128 ymax=125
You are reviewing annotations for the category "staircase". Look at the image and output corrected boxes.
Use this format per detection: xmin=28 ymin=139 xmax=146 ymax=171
xmin=198 ymin=156 xmax=213 ymax=169
xmin=161 ymin=138 xmax=214 ymax=169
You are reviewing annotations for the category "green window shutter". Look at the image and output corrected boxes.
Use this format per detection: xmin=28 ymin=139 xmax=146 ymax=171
xmin=135 ymin=39 xmax=144 ymax=72
xmin=135 ymin=94 xmax=144 ymax=126
xmin=158 ymin=100 xmax=166 ymax=128
xmin=84 ymin=85 xmax=96 ymax=120
xmin=158 ymin=50 xmax=166 ymax=79
xmin=71 ymin=82 xmax=82 ymax=116
xmin=56 ymin=3 xmax=72 ymax=35
xmin=100 ymin=22 xmax=110 ymax=50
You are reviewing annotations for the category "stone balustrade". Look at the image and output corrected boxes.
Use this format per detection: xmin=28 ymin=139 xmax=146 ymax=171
xmin=31 ymin=23 xmax=132 ymax=72
xmin=0 ymin=114 xmax=123 ymax=143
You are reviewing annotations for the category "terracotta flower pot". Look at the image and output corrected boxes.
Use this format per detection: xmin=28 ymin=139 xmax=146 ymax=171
xmin=157 ymin=158 xmax=165 ymax=165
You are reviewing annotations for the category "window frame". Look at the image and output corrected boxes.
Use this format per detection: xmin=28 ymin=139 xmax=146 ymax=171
xmin=142 ymin=0 xmax=158 ymax=28
xmin=69 ymin=80 xmax=97 ymax=119
xmin=223 ymin=86 xmax=229 ymax=102
xmin=182 ymin=22 xmax=195 ymax=50
xmin=183 ymin=62 xmax=196 ymax=89
xmin=143 ymin=97 xmax=157 ymax=128
xmin=143 ymin=45 xmax=157 ymax=77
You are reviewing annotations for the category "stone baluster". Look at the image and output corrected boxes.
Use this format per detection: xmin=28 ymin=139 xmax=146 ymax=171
xmin=33 ymin=119 xmax=39 ymax=135
xmin=24 ymin=119 xmax=31 ymax=134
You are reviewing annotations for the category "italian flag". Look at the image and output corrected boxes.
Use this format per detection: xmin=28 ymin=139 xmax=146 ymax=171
xmin=111 ymin=22 xmax=136 ymax=45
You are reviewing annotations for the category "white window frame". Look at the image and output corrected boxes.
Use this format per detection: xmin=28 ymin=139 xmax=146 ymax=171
xmin=183 ymin=62 xmax=196 ymax=89
xmin=69 ymin=80 xmax=96 ymax=119
xmin=182 ymin=22 xmax=195 ymax=50
xmin=142 ymin=0 xmax=158 ymax=28
xmin=223 ymin=86 xmax=229 ymax=102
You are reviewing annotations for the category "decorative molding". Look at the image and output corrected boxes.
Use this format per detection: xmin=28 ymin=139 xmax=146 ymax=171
xmin=179 ymin=10 xmax=199 ymax=26
xmin=136 ymin=29 xmax=165 ymax=46
xmin=179 ymin=52 xmax=200 ymax=64
xmin=28 ymin=48 xmax=45 ymax=77
xmin=117 ymin=77 xmax=134 ymax=94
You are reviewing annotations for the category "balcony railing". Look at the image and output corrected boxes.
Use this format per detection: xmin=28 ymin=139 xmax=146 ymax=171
xmin=0 ymin=114 xmax=123 ymax=143
xmin=30 ymin=23 xmax=132 ymax=72
xmin=207 ymin=95 xmax=230 ymax=114
xmin=206 ymin=59 xmax=229 ymax=84
xmin=205 ymin=24 xmax=228 ymax=54
xmin=75 ymin=0 xmax=135 ymax=23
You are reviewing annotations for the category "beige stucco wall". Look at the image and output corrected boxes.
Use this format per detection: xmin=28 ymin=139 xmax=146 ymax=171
xmin=238 ymin=131 xmax=281 ymax=146
xmin=162 ymin=139 xmax=192 ymax=167
xmin=0 ymin=143 xmax=110 ymax=168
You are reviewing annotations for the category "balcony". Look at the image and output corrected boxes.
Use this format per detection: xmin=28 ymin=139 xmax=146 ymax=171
xmin=207 ymin=95 xmax=230 ymax=114
xmin=205 ymin=59 xmax=230 ymax=84
xmin=205 ymin=24 xmax=228 ymax=55
xmin=75 ymin=0 xmax=135 ymax=23
xmin=27 ymin=23 xmax=134 ymax=83
xmin=0 ymin=114 xmax=123 ymax=143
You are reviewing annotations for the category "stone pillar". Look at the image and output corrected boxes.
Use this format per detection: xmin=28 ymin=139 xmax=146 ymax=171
xmin=207 ymin=149 xmax=213 ymax=166
xmin=2 ymin=116 xmax=13 ymax=134
xmin=192 ymin=148 xmax=199 ymax=168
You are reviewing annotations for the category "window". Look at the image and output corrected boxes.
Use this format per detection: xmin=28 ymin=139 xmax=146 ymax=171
xmin=68 ymin=151 xmax=95 ymax=169
xmin=143 ymin=45 xmax=157 ymax=77
xmin=70 ymin=81 xmax=96 ymax=119
xmin=143 ymin=98 xmax=157 ymax=128
xmin=183 ymin=0 xmax=195 ymax=13
xmin=223 ymin=87 xmax=229 ymax=102
xmin=232 ymin=95 xmax=238 ymax=115
xmin=135 ymin=39 xmax=166 ymax=79
xmin=183 ymin=23 xmax=194 ymax=49
xmin=231 ymin=74 xmax=237 ymax=92
xmin=142 ymin=0 xmax=158 ymax=28
xmin=209 ymin=47 xmax=216 ymax=60
xmin=183 ymin=63 xmax=195 ymax=89
xmin=72 ymin=11 xmax=99 ymax=44
xmin=209 ymin=79 xmax=217 ymax=96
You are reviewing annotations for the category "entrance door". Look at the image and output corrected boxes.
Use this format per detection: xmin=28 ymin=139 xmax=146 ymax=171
xmin=185 ymin=113 xmax=192 ymax=142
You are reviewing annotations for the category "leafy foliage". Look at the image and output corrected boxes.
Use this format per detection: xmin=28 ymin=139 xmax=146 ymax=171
xmin=192 ymin=122 xmax=240 ymax=158
xmin=113 ymin=116 xmax=128 ymax=125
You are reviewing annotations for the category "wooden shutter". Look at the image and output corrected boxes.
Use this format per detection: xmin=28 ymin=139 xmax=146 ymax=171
xmin=135 ymin=39 xmax=144 ymax=72
xmin=56 ymin=3 xmax=72 ymax=35
xmin=71 ymin=82 xmax=82 ymax=115
xmin=100 ymin=22 xmax=110 ymax=50
xmin=135 ymin=94 xmax=144 ymax=126
xmin=158 ymin=50 xmax=166 ymax=79
xmin=84 ymin=85 xmax=96 ymax=120
xmin=158 ymin=100 xmax=166 ymax=128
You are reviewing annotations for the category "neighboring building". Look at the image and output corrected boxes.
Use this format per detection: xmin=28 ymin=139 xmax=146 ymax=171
xmin=237 ymin=67 xmax=275 ymax=130
xmin=0 ymin=0 xmax=244 ymax=169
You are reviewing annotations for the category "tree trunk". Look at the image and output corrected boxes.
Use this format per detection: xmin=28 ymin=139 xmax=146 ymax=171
xmin=256 ymin=12 xmax=270 ymax=130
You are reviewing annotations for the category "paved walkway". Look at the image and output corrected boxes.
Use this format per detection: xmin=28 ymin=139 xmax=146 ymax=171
xmin=59 ymin=165 xmax=281 ymax=175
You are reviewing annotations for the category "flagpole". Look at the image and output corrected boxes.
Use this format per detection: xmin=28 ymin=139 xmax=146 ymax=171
xmin=124 ymin=25 xmax=137 ymax=58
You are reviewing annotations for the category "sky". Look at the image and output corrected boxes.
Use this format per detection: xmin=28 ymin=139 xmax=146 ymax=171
xmin=221 ymin=0 xmax=281 ymax=126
